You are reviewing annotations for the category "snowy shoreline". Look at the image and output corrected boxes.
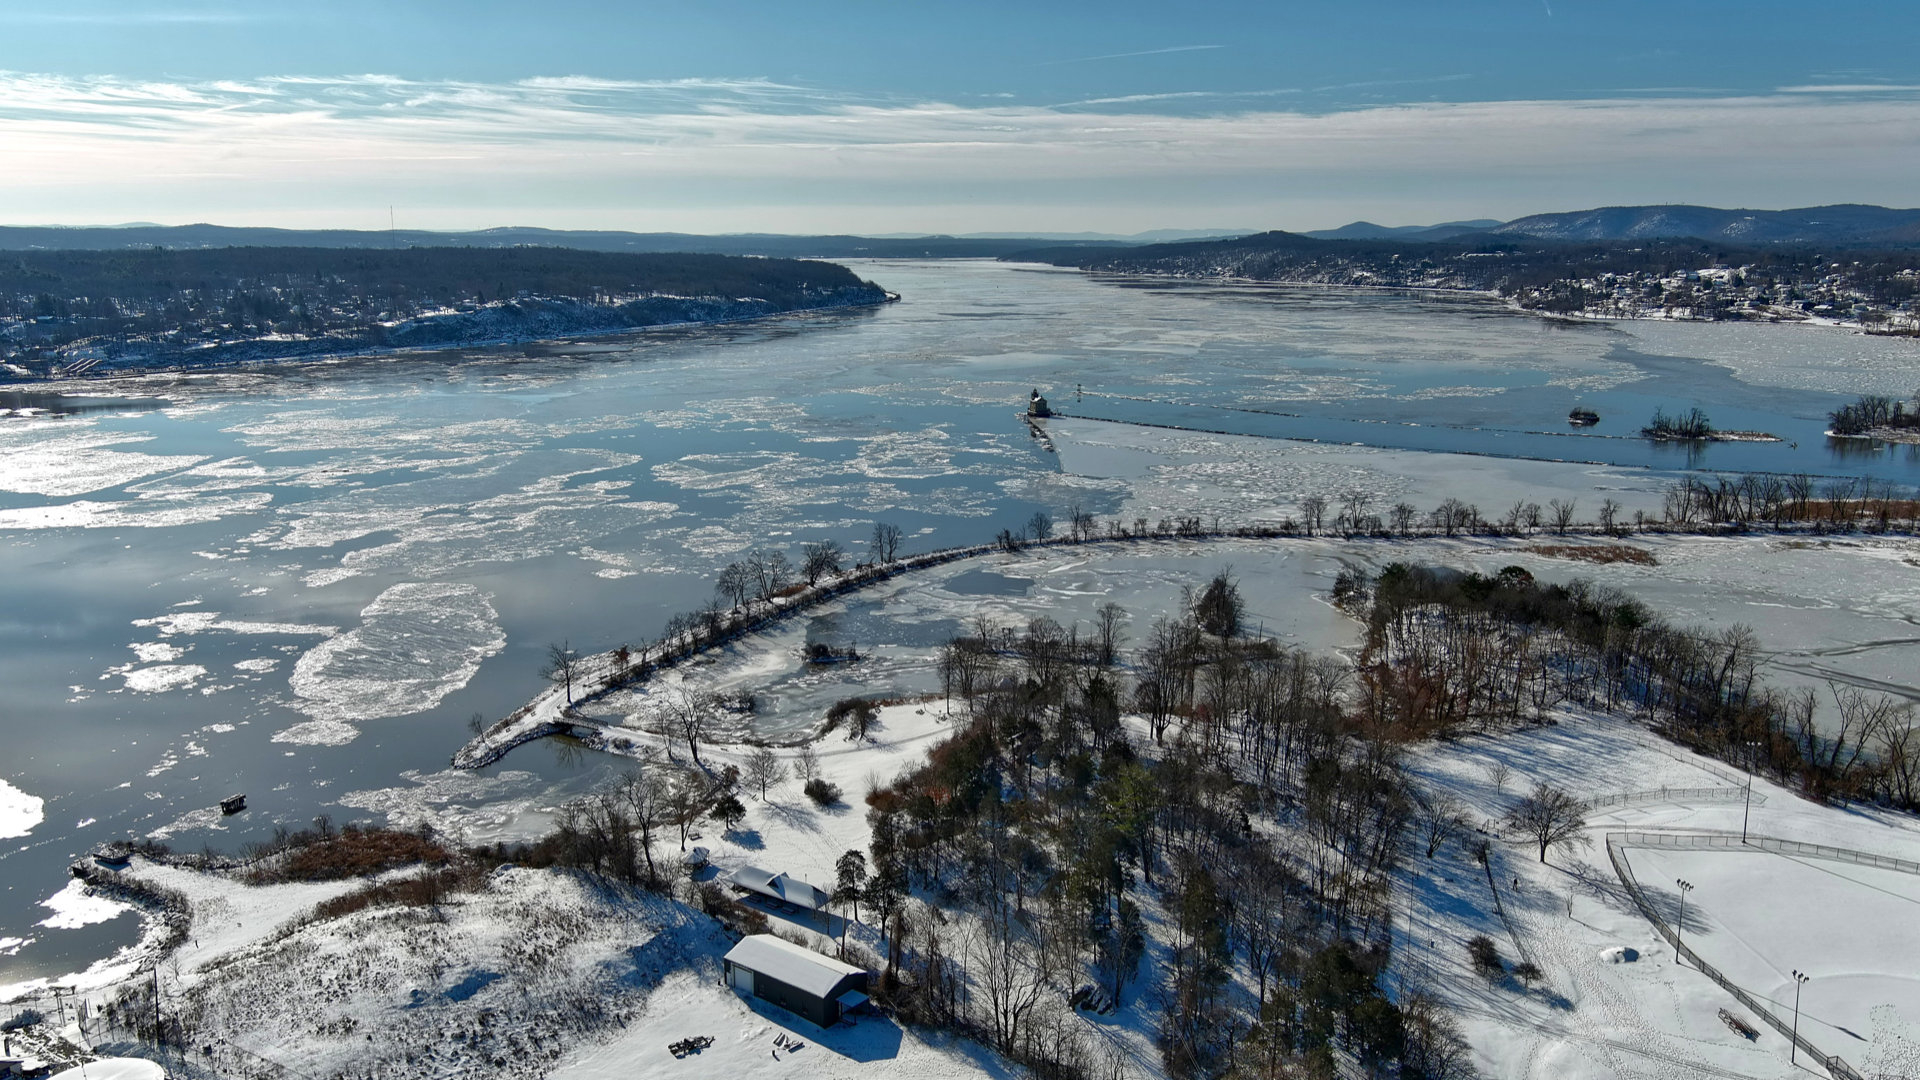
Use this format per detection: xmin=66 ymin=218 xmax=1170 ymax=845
xmin=7 ymin=289 xmax=893 ymax=385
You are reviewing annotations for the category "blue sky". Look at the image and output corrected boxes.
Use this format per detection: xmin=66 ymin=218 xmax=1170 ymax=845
xmin=3 ymin=1 xmax=1918 ymax=233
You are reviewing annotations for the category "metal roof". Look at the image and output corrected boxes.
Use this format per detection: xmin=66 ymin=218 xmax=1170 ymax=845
xmin=726 ymin=864 xmax=830 ymax=910
xmin=723 ymin=934 xmax=864 ymax=999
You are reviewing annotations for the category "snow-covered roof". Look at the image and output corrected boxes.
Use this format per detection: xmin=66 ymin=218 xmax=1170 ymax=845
xmin=727 ymin=864 xmax=829 ymax=910
xmin=723 ymin=934 xmax=864 ymax=999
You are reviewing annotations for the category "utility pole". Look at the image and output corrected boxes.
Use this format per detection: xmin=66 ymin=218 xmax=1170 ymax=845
xmin=1790 ymin=969 xmax=1811 ymax=1065
xmin=1673 ymin=879 xmax=1694 ymax=964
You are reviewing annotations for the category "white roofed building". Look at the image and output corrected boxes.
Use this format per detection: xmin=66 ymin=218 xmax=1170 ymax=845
xmin=725 ymin=864 xmax=830 ymax=912
xmin=722 ymin=934 xmax=869 ymax=1028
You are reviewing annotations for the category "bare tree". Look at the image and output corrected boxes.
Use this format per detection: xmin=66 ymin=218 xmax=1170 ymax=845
xmin=1066 ymin=503 xmax=1097 ymax=542
xmin=1026 ymin=510 xmax=1054 ymax=541
xmin=615 ymin=764 xmax=671 ymax=882
xmin=1485 ymin=759 xmax=1512 ymax=795
xmin=747 ymin=548 xmax=794 ymax=601
xmin=800 ymin=540 xmax=845 ymax=585
xmin=745 ymin=746 xmax=785 ymax=800
xmin=1598 ymin=498 xmax=1623 ymax=535
xmin=1505 ymin=782 xmax=1590 ymax=863
xmin=716 ymin=561 xmax=753 ymax=609
xmin=664 ymin=689 xmax=717 ymax=766
xmin=1415 ymin=790 xmax=1466 ymax=859
xmin=543 ymin=640 xmax=580 ymax=706
xmin=794 ymin=742 xmax=821 ymax=783
xmin=1390 ymin=501 xmax=1418 ymax=536
xmin=1549 ymin=498 xmax=1578 ymax=536
xmin=869 ymin=520 xmax=904 ymax=563
xmin=1431 ymin=498 xmax=1470 ymax=537
xmin=1093 ymin=602 xmax=1128 ymax=668
xmin=1298 ymin=494 xmax=1329 ymax=536
xmin=1339 ymin=489 xmax=1375 ymax=533
xmin=666 ymin=769 xmax=708 ymax=851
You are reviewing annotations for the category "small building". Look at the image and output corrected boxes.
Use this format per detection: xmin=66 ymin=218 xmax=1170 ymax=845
xmin=726 ymin=865 xmax=830 ymax=913
xmin=723 ymin=934 xmax=869 ymax=1027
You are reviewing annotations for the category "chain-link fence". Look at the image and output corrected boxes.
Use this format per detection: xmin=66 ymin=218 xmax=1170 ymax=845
xmin=1604 ymin=831 xmax=1908 ymax=1080
xmin=1587 ymin=786 xmax=1764 ymax=810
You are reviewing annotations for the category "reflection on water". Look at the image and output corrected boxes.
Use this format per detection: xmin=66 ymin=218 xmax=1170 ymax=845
xmin=1827 ymin=435 xmax=1920 ymax=465
xmin=0 ymin=390 xmax=167 ymax=415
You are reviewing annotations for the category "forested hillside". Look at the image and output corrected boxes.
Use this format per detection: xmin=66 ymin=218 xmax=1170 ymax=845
xmin=0 ymin=247 xmax=890 ymax=376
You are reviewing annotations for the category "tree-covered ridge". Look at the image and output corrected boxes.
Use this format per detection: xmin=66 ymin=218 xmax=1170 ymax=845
xmin=1 ymin=246 xmax=889 ymax=375
xmin=2 ymin=246 xmax=879 ymax=312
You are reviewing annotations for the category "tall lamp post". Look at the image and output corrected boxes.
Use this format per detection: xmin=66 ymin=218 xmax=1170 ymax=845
xmin=1674 ymin=879 xmax=1694 ymax=963
xmin=1741 ymin=739 xmax=1761 ymax=844
xmin=1790 ymin=969 xmax=1811 ymax=1065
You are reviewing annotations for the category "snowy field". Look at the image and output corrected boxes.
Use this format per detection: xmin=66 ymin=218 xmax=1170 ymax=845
xmin=1625 ymin=845 xmax=1920 ymax=1059
xmin=1403 ymin=710 xmax=1920 ymax=1080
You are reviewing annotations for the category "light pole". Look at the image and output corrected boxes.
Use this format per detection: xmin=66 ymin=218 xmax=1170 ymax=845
xmin=1741 ymin=739 xmax=1761 ymax=844
xmin=1674 ymin=879 xmax=1694 ymax=963
xmin=1742 ymin=769 xmax=1753 ymax=843
xmin=1790 ymin=969 xmax=1811 ymax=1065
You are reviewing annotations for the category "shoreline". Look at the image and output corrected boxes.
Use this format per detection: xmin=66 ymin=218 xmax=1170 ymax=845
xmin=3 ymin=291 xmax=895 ymax=388
xmin=1048 ymin=263 xmax=1899 ymax=336
xmin=454 ymin=512 xmax=1919 ymax=771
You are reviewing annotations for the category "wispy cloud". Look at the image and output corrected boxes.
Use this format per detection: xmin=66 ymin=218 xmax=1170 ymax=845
xmin=1 ymin=72 xmax=1916 ymax=231
xmin=1043 ymin=45 xmax=1223 ymax=65
xmin=1776 ymin=83 xmax=1920 ymax=93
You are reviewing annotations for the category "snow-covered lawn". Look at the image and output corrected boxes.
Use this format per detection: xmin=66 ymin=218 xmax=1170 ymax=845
xmin=1402 ymin=710 xmax=1920 ymax=1080
xmin=1626 ymin=844 xmax=1920 ymax=1058
xmin=550 ymin=970 xmax=1017 ymax=1080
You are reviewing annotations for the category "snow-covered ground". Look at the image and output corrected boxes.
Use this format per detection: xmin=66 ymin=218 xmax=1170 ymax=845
xmin=1402 ymin=709 xmax=1920 ymax=1080
xmin=550 ymin=969 xmax=1018 ymax=1080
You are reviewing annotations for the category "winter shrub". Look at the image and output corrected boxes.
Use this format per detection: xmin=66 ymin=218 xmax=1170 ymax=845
xmin=805 ymin=777 xmax=843 ymax=806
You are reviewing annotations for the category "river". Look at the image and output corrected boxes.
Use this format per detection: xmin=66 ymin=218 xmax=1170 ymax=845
xmin=1 ymin=258 xmax=1915 ymax=990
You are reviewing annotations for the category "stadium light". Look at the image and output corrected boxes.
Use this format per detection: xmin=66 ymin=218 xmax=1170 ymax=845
xmin=1790 ymin=969 xmax=1811 ymax=1065
xmin=1674 ymin=879 xmax=1694 ymax=963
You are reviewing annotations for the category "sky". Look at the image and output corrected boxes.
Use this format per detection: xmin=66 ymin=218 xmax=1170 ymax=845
xmin=3 ymin=0 xmax=1919 ymax=235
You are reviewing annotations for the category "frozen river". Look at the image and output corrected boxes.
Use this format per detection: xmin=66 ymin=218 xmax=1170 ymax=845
xmin=2 ymin=258 xmax=1917 ymax=990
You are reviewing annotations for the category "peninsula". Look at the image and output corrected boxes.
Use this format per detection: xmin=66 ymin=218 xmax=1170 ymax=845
xmin=0 ymin=247 xmax=891 ymax=378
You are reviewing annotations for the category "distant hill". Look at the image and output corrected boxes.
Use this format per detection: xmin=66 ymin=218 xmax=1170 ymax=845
xmin=1491 ymin=204 xmax=1920 ymax=246
xmin=0 ymin=224 xmax=1127 ymax=259
xmin=932 ymin=228 xmax=1256 ymax=243
xmin=1303 ymin=219 xmax=1502 ymax=241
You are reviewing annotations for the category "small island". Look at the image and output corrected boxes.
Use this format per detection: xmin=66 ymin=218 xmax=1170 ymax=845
xmin=1640 ymin=406 xmax=1780 ymax=443
xmin=1568 ymin=405 xmax=1600 ymax=426
xmin=1828 ymin=392 xmax=1920 ymax=443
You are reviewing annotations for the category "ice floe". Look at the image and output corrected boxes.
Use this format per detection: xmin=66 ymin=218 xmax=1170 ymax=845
xmin=0 ymin=778 xmax=45 ymax=839
xmin=289 ymin=582 xmax=505 ymax=724
xmin=122 ymin=664 xmax=207 ymax=693
xmin=36 ymin=878 xmax=132 ymax=930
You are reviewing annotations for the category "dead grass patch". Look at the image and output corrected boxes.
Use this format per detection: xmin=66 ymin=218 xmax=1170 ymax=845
xmin=246 ymin=827 xmax=450 ymax=884
xmin=1523 ymin=543 xmax=1658 ymax=566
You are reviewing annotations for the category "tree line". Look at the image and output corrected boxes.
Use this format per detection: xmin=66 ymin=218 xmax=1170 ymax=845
xmin=1351 ymin=562 xmax=1920 ymax=808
